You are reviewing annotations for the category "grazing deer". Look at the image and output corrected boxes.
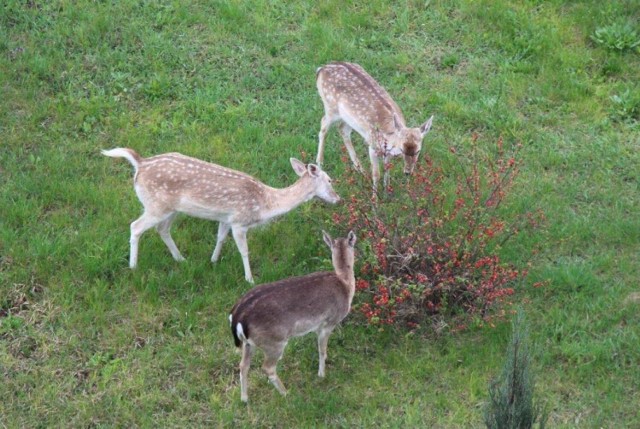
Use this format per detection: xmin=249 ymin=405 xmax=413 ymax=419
xmin=102 ymin=148 xmax=340 ymax=283
xmin=229 ymin=230 xmax=357 ymax=402
xmin=316 ymin=61 xmax=434 ymax=190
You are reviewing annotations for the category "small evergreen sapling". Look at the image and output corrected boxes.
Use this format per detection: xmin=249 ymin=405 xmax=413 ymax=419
xmin=484 ymin=309 xmax=548 ymax=429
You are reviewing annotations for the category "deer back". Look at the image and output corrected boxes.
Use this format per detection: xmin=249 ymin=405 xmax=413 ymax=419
xmin=135 ymin=152 xmax=269 ymax=224
xmin=317 ymin=61 xmax=405 ymax=138
xmin=231 ymin=230 xmax=357 ymax=347
xmin=230 ymin=272 xmax=350 ymax=347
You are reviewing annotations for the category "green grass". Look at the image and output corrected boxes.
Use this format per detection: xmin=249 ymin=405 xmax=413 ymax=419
xmin=1 ymin=0 xmax=639 ymax=427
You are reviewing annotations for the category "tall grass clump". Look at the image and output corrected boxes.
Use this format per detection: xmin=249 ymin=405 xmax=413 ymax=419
xmin=591 ymin=21 xmax=640 ymax=52
xmin=609 ymin=88 xmax=640 ymax=122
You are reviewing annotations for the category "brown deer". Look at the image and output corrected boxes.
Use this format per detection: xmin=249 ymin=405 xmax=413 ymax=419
xmin=316 ymin=61 xmax=434 ymax=190
xmin=102 ymin=148 xmax=340 ymax=283
xmin=229 ymin=230 xmax=357 ymax=402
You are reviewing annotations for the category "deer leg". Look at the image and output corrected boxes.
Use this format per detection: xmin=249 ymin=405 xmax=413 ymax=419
xmin=129 ymin=211 xmax=171 ymax=268
xmin=317 ymin=114 xmax=334 ymax=166
xmin=240 ymin=342 xmax=254 ymax=402
xmin=317 ymin=327 xmax=333 ymax=378
xmin=383 ymin=155 xmax=391 ymax=190
xmin=156 ymin=213 xmax=185 ymax=262
xmin=262 ymin=343 xmax=287 ymax=396
xmin=211 ymin=222 xmax=231 ymax=263
xmin=368 ymin=146 xmax=381 ymax=192
xmin=339 ymin=123 xmax=363 ymax=173
xmin=231 ymin=225 xmax=253 ymax=284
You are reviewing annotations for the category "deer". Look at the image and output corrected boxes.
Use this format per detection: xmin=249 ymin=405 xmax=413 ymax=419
xmin=316 ymin=61 xmax=434 ymax=191
xmin=229 ymin=230 xmax=357 ymax=402
xmin=101 ymin=148 xmax=340 ymax=284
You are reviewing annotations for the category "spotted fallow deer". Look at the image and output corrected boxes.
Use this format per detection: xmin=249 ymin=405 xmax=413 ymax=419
xmin=316 ymin=61 xmax=434 ymax=190
xmin=102 ymin=148 xmax=340 ymax=283
xmin=229 ymin=230 xmax=357 ymax=402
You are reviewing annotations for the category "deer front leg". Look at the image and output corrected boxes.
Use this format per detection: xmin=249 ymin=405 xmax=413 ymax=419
xmin=368 ymin=146 xmax=381 ymax=192
xmin=339 ymin=123 xmax=363 ymax=173
xmin=317 ymin=328 xmax=333 ymax=378
xmin=383 ymin=155 xmax=392 ymax=190
xmin=231 ymin=225 xmax=254 ymax=284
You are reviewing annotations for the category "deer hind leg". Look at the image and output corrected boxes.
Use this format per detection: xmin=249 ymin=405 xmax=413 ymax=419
xmin=239 ymin=342 xmax=254 ymax=402
xmin=317 ymin=113 xmax=337 ymax=166
xmin=317 ymin=327 xmax=334 ymax=378
xmin=262 ymin=342 xmax=288 ymax=396
xmin=231 ymin=225 xmax=253 ymax=284
xmin=211 ymin=222 xmax=231 ymax=263
xmin=129 ymin=211 xmax=172 ymax=268
xmin=156 ymin=213 xmax=185 ymax=262
xmin=339 ymin=123 xmax=363 ymax=173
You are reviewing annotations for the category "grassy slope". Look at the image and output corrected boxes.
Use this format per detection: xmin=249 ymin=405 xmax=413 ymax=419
xmin=1 ymin=0 xmax=639 ymax=427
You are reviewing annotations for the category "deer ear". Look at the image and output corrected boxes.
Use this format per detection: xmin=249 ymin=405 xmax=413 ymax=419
xmin=307 ymin=163 xmax=320 ymax=177
xmin=322 ymin=230 xmax=333 ymax=248
xmin=420 ymin=115 xmax=434 ymax=137
xmin=290 ymin=158 xmax=307 ymax=177
xmin=393 ymin=112 xmax=403 ymax=130
xmin=347 ymin=230 xmax=357 ymax=247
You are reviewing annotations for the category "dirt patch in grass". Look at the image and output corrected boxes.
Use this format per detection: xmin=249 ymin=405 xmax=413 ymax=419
xmin=624 ymin=292 xmax=640 ymax=305
xmin=0 ymin=282 xmax=45 ymax=319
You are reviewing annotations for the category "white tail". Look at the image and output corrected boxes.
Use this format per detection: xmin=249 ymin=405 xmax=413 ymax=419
xmin=229 ymin=230 xmax=356 ymax=402
xmin=102 ymin=148 xmax=340 ymax=283
xmin=316 ymin=62 xmax=434 ymax=190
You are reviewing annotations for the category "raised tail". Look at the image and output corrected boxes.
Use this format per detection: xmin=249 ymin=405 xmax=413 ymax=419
xmin=229 ymin=313 xmax=247 ymax=348
xmin=101 ymin=148 xmax=142 ymax=170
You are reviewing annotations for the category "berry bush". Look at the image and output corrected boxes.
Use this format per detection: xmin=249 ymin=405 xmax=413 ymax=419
xmin=333 ymin=135 xmax=544 ymax=332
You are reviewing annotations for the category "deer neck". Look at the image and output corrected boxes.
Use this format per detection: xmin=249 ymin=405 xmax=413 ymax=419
xmin=333 ymin=260 xmax=356 ymax=304
xmin=263 ymin=175 xmax=315 ymax=220
xmin=341 ymin=271 xmax=356 ymax=304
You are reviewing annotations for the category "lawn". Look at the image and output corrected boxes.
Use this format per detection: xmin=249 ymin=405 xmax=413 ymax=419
xmin=1 ymin=0 xmax=639 ymax=427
